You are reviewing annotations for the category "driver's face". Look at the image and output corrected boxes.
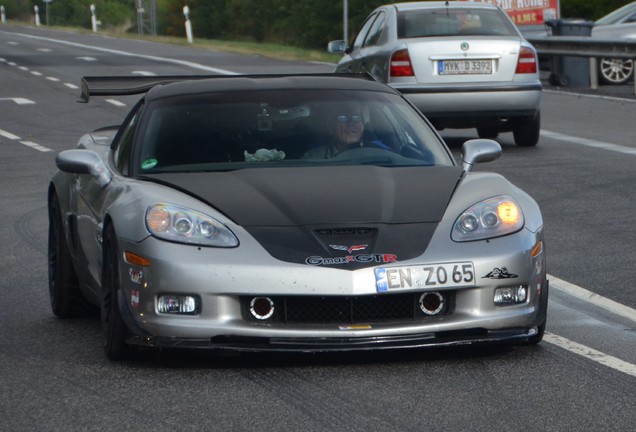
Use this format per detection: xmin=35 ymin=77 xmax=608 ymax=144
xmin=335 ymin=112 xmax=364 ymax=146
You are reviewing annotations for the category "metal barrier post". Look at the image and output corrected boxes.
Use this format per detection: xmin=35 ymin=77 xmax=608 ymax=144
xmin=589 ymin=58 xmax=598 ymax=90
xmin=183 ymin=6 xmax=193 ymax=43
xmin=34 ymin=5 xmax=40 ymax=26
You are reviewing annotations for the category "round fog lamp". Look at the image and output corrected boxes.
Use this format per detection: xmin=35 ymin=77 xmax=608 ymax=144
xmin=250 ymin=297 xmax=275 ymax=320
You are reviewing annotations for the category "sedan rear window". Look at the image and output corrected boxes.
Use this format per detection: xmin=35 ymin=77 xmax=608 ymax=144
xmin=397 ymin=8 xmax=518 ymax=38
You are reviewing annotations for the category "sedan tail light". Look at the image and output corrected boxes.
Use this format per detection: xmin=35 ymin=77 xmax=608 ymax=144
xmin=390 ymin=49 xmax=415 ymax=77
xmin=516 ymin=46 xmax=538 ymax=74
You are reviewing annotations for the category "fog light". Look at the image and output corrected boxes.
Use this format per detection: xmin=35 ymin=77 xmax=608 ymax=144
xmin=250 ymin=297 xmax=275 ymax=320
xmin=494 ymin=285 xmax=528 ymax=306
xmin=419 ymin=292 xmax=445 ymax=316
xmin=157 ymin=294 xmax=200 ymax=314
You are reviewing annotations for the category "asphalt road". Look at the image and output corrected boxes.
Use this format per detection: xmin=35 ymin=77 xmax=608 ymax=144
xmin=1 ymin=24 xmax=635 ymax=431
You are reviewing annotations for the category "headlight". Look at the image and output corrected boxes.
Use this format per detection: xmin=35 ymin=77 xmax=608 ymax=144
xmin=452 ymin=195 xmax=524 ymax=242
xmin=146 ymin=204 xmax=238 ymax=247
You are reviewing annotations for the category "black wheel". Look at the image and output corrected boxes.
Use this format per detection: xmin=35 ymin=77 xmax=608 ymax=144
xmin=477 ymin=127 xmax=499 ymax=139
xmin=48 ymin=194 xmax=90 ymax=318
xmin=512 ymin=112 xmax=540 ymax=147
xmin=599 ymin=58 xmax=634 ymax=85
xmin=101 ymin=224 xmax=130 ymax=360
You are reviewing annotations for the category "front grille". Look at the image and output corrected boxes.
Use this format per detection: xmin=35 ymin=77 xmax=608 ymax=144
xmin=241 ymin=292 xmax=453 ymax=325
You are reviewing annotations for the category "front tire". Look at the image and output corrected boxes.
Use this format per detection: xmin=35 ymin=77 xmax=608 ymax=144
xmin=48 ymin=194 xmax=90 ymax=318
xmin=513 ymin=112 xmax=540 ymax=147
xmin=101 ymin=224 xmax=130 ymax=360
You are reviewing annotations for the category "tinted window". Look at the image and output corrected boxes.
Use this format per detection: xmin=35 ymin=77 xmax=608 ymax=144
xmin=113 ymin=103 xmax=142 ymax=175
xmin=135 ymin=89 xmax=452 ymax=174
xmin=352 ymin=13 xmax=379 ymax=50
xmin=363 ymin=12 xmax=386 ymax=47
xmin=397 ymin=8 xmax=517 ymax=38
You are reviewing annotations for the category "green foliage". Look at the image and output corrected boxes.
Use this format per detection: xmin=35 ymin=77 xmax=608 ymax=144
xmin=561 ymin=0 xmax=635 ymax=20
xmin=8 ymin=1 xmax=636 ymax=49
xmin=7 ymin=0 xmax=135 ymax=29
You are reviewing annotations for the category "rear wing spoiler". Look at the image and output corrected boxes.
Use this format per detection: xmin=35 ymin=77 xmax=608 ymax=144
xmin=78 ymin=73 xmax=377 ymax=103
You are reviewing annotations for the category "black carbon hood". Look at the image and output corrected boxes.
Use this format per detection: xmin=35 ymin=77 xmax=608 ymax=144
xmin=148 ymin=165 xmax=463 ymax=269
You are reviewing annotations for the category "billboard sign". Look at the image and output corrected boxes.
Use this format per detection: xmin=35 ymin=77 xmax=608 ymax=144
xmin=462 ymin=0 xmax=560 ymax=26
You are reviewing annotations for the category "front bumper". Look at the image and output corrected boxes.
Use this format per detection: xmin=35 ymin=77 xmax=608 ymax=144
xmin=115 ymin=226 xmax=547 ymax=352
xmin=127 ymin=327 xmax=542 ymax=352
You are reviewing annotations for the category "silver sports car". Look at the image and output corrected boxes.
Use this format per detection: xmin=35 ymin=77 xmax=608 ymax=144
xmin=48 ymin=74 xmax=547 ymax=360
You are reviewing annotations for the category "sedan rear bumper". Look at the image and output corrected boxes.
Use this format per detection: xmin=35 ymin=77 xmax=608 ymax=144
xmin=394 ymin=83 xmax=542 ymax=128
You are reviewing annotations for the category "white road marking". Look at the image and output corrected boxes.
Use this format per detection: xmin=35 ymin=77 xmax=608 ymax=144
xmin=8 ymin=61 xmax=16 ymax=66
xmin=544 ymin=332 xmax=636 ymax=378
xmin=542 ymin=130 xmax=636 ymax=156
xmin=548 ymin=275 xmax=636 ymax=378
xmin=0 ymin=128 xmax=21 ymax=140
xmin=18 ymin=66 xmax=28 ymax=71
xmin=106 ymin=99 xmax=126 ymax=107
xmin=30 ymin=71 xmax=43 ymax=76
xmin=0 ymin=129 xmax=52 ymax=152
xmin=3 ymin=31 xmax=239 ymax=75
xmin=549 ymin=274 xmax=636 ymax=323
xmin=46 ymin=76 xmax=60 ymax=82
xmin=132 ymin=70 xmax=157 ymax=76
xmin=64 ymin=83 xmax=79 ymax=90
xmin=36 ymin=48 xmax=51 ymax=52
xmin=0 ymin=98 xmax=35 ymax=105
xmin=19 ymin=140 xmax=53 ymax=152
xmin=76 ymin=56 xmax=97 ymax=62
xmin=6 ymin=41 xmax=18 ymax=46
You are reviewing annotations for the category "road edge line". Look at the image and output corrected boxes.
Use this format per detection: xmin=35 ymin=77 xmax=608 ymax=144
xmin=544 ymin=332 xmax=636 ymax=378
xmin=548 ymin=274 xmax=636 ymax=323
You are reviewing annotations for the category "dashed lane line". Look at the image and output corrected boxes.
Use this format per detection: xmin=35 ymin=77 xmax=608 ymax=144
xmin=0 ymin=128 xmax=53 ymax=152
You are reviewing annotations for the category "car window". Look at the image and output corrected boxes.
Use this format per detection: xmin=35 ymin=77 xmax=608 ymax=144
xmin=134 ymin=89 xmax=452 ymax=174
xmin=352 ymin=13 xmax=379 ymax=50
xmin=113 ymin=102 xmax=142 ymax=176
xmin=397 ymin=8 xmax=517 ymax=38
xmin=363 ymin=12 xmax=386 ymax=47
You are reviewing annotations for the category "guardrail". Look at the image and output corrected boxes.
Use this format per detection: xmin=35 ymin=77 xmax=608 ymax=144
xmin=526 ymin=36 xmax=636 ymax=94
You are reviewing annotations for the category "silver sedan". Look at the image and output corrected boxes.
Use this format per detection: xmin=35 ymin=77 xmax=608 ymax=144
xmin=329 ymin=1 xmax=542 ymax=146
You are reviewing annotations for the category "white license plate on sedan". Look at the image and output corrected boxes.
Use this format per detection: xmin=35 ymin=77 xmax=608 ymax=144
xmin=438 ymin=60 xmax=493 ymax=75
xmin=375 ymin=262 xmax=475 ymax=292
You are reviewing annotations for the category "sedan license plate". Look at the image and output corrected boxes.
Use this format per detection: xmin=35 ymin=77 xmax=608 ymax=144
xmin=375 ymin=262 xmax=475 ymax=292
xmin=438 ymin=60 xmax=492 ymax=75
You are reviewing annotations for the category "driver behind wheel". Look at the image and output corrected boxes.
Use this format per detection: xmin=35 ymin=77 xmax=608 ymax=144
xmin=303 ymin=105 xmax=391 ymax=159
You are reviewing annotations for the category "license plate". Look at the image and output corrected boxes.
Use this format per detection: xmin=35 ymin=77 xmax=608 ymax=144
xmin=438 ymin=60 xmax=492 ymax=75
xmin=375 ymin=262 xmax=475 ymax=292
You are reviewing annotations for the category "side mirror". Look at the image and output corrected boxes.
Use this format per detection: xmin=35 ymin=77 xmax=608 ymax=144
xmin=327 ymin=40 xmax=347 ymax=54
xmin=461 ymin=139 xmax=502 ymax=172
xmin=56 ymin=149 xmax=112 ymax=187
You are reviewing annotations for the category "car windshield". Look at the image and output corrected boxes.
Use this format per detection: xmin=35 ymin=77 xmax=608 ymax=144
xmin=397 ymin=8 xmax=517 ymax=38
xmin=135 ymin=89 xmax=453 ymax=173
